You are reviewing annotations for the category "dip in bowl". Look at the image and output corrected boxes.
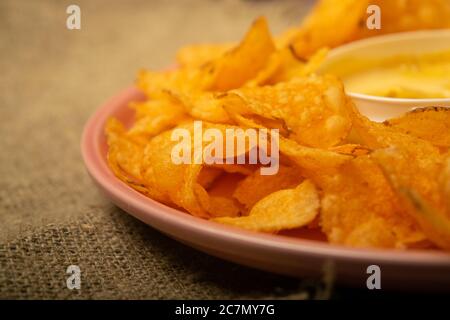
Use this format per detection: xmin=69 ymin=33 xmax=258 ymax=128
xmin=319 ymin=30 xmax=450 ymax=121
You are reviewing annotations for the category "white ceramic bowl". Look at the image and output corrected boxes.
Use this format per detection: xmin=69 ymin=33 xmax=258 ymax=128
xmin=319 ymin=30 xmax=450 ymax=121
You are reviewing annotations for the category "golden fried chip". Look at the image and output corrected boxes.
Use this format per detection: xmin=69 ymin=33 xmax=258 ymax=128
xmin=290 ymin=0 xmax=369 ymax=59
xmin=127 ymin=97 xmax=188 ymax=141
xmin=105 ymin=118 xmax=171 ymax=203
xmin=171 ymin=91 xmax=232 ymax=123
xmin=330 ymin=144 xmax=371 ymax=156
xmin=289 ymin=0 xmax=450 ymax=59
xmin=383 ymin=107 xmax=450 ymax=148
xmin=245 ymin=47 xmax=328 ymax=86
xmin=319 ymin=156 xmax=427 ymax=248
xmin=373 ymin=148 xmax=450 ymax=250
xmin=233 ymin=165 xmax=303 ymax=210
xmin=197 ymin=167 xmax=223 ymax=189
xmin=278 ymin=136 xmax=352 ymax=177
xmin=141 ymin=126 xmax=208 ymax=217
xmin=195 ymin=184 xmax=241 ymax=218
xmin=222 ymin=75 xmax=353 ymax=148
xmin=355 ymin=0 xmax=450 ymax=39
xmin=213 ymin=180 xmax=319 ymax=232
xmin=176 ymin=43 xmax=233 ymax=68
xmin=205 ymin=17 xmax=276 ymax=91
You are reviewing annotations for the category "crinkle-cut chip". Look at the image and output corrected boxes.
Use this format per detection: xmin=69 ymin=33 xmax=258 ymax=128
xmin=194 ymin=184 xmax=241 ymax=218
xmin=222 ymin=75 xmax=353 ymax=148
xmin=141 ymin=128 xmax=208 ymax=218
xmin=330 ymin=144 xmax=371 ymax=156
xmin=383 ymin=107 xmax=450 ymax=148
xmin=176 ymin=43 xmax=233 ymax=68
xmin=372 ymin=148 xmax=450 ymax=250
xmin=171 ymin=91 xmax=232 ymax=123
xmin=245 ymin=47 xmax=328 ymax=87
xmin=105 ymin=118 xmax=170 ymax=203
xmin=290 ymin=0 xmax=370 ymax=59
xmin=127 ymin=98 xmax=188 ymax=140
xmin=205 ymin=16 xmax=276 ymax=91
xmin=213 ymin=180 xmax=319 ymax=233
xmin=319 ymin=156 xmax=426 ymax=248
xmin=233 ymin=165 xmax=303 ymax=210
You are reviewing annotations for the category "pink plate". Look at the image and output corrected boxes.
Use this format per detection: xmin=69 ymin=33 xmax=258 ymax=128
xmin=81 ymin=87 xmax=450 ymax=291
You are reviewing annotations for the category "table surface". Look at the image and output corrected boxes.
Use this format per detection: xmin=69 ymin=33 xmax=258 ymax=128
xmin=0 ymin=0 xmax=431 ymax=299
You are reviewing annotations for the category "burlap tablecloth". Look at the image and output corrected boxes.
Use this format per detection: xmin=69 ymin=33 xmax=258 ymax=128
xmin=0 ymin=0 xmax=379 ymax=299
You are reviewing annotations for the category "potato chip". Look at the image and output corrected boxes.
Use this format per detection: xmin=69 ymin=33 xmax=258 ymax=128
xmin=289 ymin=0 xmax=450 ymax=59
xmin=355 ymin=0 xmax=450 ymax=39
xmin=176 ymin=43 xmax=233 ymax=68
xmin=383 ymin=107 xmax=450 ymax=148
xmin=213 ymin=180 xmax=319 ymax=232
xmin=245 ymin=47 xmax=328 ymax=87
xmin=289 ymin=0 xmax=370 ymax=59
xmin=197 ymin=166 xmax=223 ymax=189
xmin=127 ymin=97 xmax=188 ymax=142
xmin=373 ymin=148 xmax=450 ymax=250
xmin=278 ymin=136 xmax=352 ymax=177
xmin=208 ymin=163 xmax=255 ymax=176
xmin=330 ymin=144 xmax=371 ymax=156
xmin=141 ymin=126 xmax=209 ymax=217
xmin=233 ymin=165 xmax=303 ymax=210
xmin=170 ymin=91 xmax=232 ymax=123
xmin=195 ymin=184 xmax=241 ymax=218
xmin=222 ymin=75 xmax=353 ymax=148
xmin=137 ymin=66 xmax=212 ymax=98
xmin=441 ymin=154 xmax=450 ymax=209
xmin=205 ymin=17 xmax=276 ymax=91
xmin=350 ymin=103 xmax=441 ymax=163
xmin=319 ymin=156 xmax=427 ymax=248
xmin=105 ymin=118 xmax=171 ymax=203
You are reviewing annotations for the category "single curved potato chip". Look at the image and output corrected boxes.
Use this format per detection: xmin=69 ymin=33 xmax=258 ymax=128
xmin=245 ymin=47 xmax=329 ymax=87
xmin=205 ymin=16 xmax=276 ymax=91
xmin=278 ymin=136 xmax=352 ymax=177
xmin=213 ymin=180 xmax=319 ymax=233
xmin=128 ymin=97 xmax=188 ymax=141
xmin=195 ymin=184 xmax=241 ymax=218
xmin=290 ymin=0 xmax=370 ymax=59
xmin=171 ymin=91 xmax=232 ymax=123
xmin=233 ymin=165 xmax=303 ymax=210
xmin=372 ymin=148 xmax=450 ymax=250
xmin=330 ymin=144 xmax=371 ymax=156
xmin=222 ymin=75 xmax=353 ymax=148
xmin=383 ymin=107 xmax=450 ymax=148
xmin=105 ymin=118 xmax=171 ymax=203
xmin=141 ymin=127 xmax=208 ymax=217
xmin=319 ymin=156 xmax=427 ymax=248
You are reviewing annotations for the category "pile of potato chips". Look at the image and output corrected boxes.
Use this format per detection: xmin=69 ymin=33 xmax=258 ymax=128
xmin=106 ymin=0 xmax=450 ymax=250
